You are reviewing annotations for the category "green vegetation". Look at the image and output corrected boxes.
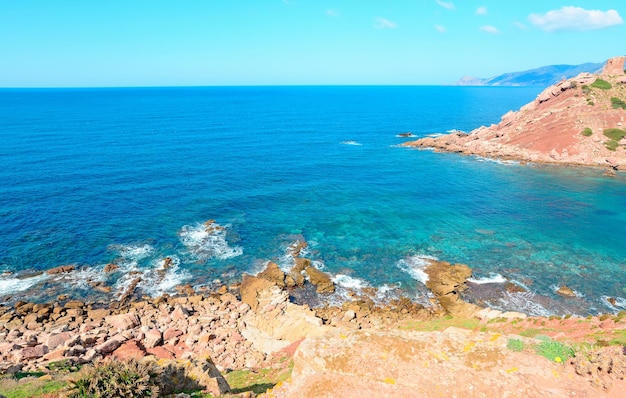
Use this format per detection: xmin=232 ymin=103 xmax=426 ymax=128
xmin=581 ymin=85 xmax=591 ymax=95
xmin=506 ymin=339 xmax=525 ymax=352
xmin=0 ymin=376 xmax=66 ymax=398
xmin=226 ymin=359 xmax=293 ymax=395
xmin=603 ymin=128 xmax=626 ymax=151
xmin=610 ymin=97 xmax=626 ymax=109
xmin=535 ymin=341 xmax=575 ymax=363
xmin=590 ymin=78 xmax=612 ymax=90
xmin=581 ymin=127 xmax=593 ymax=137
xmin=67 ymin=359 xmax=161 ymax=398
xmin=586 ymin=98 xmax=595 ymax=106
xmin=401 ymin=314 xmax=483 ymax=332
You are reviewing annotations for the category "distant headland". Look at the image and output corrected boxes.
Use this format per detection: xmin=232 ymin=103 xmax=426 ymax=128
xmin=406 ymin=56 xmax=626 ymax=172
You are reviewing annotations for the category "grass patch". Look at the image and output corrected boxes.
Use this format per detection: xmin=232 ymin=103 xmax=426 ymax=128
xmin=581 ymin=127 xmax=593 ymax=137
xmin=0 ymin=376 xmax=67 ymax=398
xmin=535 ymin=341 xmax=575 ymax=363
xmin=586 ymin=98 xmax=595 ymax=106
xmin=518 ymin=328 xmax=555 ymax=338
xmin=582 ymin=85 xmax=591 ymax=95
xmin=591 ymin=78 xmax=612 ymax=90
xmin=226 ymin=359 xmax=293 ymax=395
xmin=506 ymin=339 xmax=525 ymax=352
xmin=400 ymin=315 xmax=482 ymax=332
xmin=605 ymin=140 xmax=619 ymax=151
xmin=611 ymin=97 xmax=626 ymax=110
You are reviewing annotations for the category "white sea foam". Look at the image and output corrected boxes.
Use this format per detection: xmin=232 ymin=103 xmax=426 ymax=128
xmin=179 ymin=222 xmax=243 ymax=260
xmin=497 ymin=291 xmax=552 ymax=317
xmin=446 ymin=129 xmax=466 ymax=134
xmin=0 ymin=273 xmax=49 ymax=294
xmin=427 ymin=133 xmax=444 ymax=137
xmin=332 ymin=274 xmax=369 ymax=290
xmin=602 ymin=295 xmax=626 ymax=309
xmin=468 ymin=273 xmax=507 ymax=284
xmin=473 ymin=156 xmax=519 ymax=166
xmin=396 ymin=255 xmax=438 ymax=284
xmin=341 ymin=140 xmax=362 ymax=146
xmin=112 ymin=244 xmax=155 ymax=260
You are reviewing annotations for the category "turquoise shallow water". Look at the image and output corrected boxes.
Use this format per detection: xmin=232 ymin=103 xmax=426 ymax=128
xmin=0 ymin=86 xmax=624 ymax=315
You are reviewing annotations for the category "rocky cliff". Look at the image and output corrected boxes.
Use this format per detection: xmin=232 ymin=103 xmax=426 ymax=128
xmin=407 ymin=56 xmax=626 ymax=170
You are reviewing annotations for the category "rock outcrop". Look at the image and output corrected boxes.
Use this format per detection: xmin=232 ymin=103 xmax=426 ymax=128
xmin=270 ymin=328 xmax=625 ymax=398
xmin=404 ymin=56 xmax=626 ymax=170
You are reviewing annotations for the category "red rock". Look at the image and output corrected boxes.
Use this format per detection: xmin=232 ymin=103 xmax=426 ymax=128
xmin=94 ymin=339 xmax=121 ymax=354
xmin=106 ymin=312 xmax=140 ymax=331
xmin=112 ymin=340 xmax=147 ymax=360
xmin=16 ymin=345 xmax=48 ymax=360
xmin=146 ymin=346 xmax=175 ymax=359
xmin=163 ymin=327 xmax=183 ymax=342
xmin=45 ymin=332 xmax=72 ymax=351
xmin=144 ymin=329 xmax=163 ymax=348
xmin=46 ymin=265 xmax=75 ymax=275
xmin=103 ymin=263 xmax=119 ymax=272
xmin=171 ymin=305 xmax=189 ymax=321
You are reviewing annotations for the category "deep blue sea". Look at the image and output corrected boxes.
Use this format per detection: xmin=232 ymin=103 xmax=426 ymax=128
xmin=1 ymin=86 xmax=625 ymax=315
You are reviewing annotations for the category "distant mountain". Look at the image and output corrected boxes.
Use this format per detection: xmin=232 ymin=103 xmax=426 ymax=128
xmin=457 ymin=62 xmax=603 ymax=87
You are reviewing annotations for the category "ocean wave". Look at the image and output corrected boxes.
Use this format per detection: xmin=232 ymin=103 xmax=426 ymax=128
xmin=396 ymin=255 xmax=438 ymax=284
xmin=179 ymin=222 xmax=243 ymax=261
xmin=332 ymin=274 xmax=370 ymax=290
xmin=473 ymin=156 xmax=519 ymax=165
xmin=497 ymin=291 xmax=552 ymax=317
xmin=341 ymin=140 xmax=362 ymax=146
xmin=468 ymin=273 xmax=507 ymax=284
xmin=110 ymin=244 xmax=155 ymax=261
xmin=602 ymin=295 xmax=626 ymax=309
xmin=0 ymin=273 xmax=49 ymax=294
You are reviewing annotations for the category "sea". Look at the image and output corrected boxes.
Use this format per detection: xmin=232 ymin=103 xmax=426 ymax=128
xmin=1 ymin=86 xmax=625 ymax=316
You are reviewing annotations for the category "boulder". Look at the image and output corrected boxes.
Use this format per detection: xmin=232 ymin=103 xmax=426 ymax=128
xmin=425 ymin=260 xmax=480 ymax=316
xmin=258 ymin=261 xmax=287 ymax=287
xmin=240 ymin=274 xmax=277 ymax=312
xmin=46 ymin=265 xmax=75 ymax=275
xmin=158 ymin=357 xmax=230 ymax=396
xmin=304 ymin=266 xmax=335 ymax=293
xmin=106 ymin=312 xmax=140 ymax=331
xmin=556 ymin=285 xmax=576 ymax=297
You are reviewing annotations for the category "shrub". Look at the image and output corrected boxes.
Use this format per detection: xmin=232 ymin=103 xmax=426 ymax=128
xmin=590 ymin=78 xmax=612 ymax=90
xmin=603 ymin=128 xmax=626 ymax=141
xmin=67 ymin=358 xmax=161 ymax=398
xmin=507 ymin=339 xmax=525 ymax=352
xmin=605 ymin=140 xmax=619 ymax=151
xmin=582 ymin=85 xmax=591 ymax=95
xmin=581 ymin=127 xmax=593 ymax=137
xmin=610 ymin=97 xmax=626 ymax=109
xmin=586 ymin=98 xmax=595 ymax=106
xmin=536 ymin=341 xmax=575 ymax=363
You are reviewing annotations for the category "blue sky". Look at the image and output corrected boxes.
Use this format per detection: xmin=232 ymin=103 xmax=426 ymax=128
xmin=0 ymin=1 xmax=624 ymax=87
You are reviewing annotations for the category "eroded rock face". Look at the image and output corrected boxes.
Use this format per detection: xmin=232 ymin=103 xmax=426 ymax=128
xmin=602 ymin=56 xmax=626 ymax=76
xmin=424 ymin=260 xmax=480 ymax=317
xmin=273 ymin=328 xmax=615 ymax=398
xmin=403 ymin=56 xmax=626 ymax=169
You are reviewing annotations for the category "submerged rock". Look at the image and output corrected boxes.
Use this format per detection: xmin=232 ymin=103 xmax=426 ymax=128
xmin=557 ymin=285 xmax=577 ymax=297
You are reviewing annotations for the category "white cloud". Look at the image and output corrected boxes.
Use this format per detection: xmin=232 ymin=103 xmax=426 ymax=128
xmin=374 ymin=17 xmax=397 ymax=29
xmin=436 ymin=0 xmax=455 ymax=11
xmin=528 ymin=6 xmax=623 ymax=32
xmin=476 ymin=7 xmax=487 ymax=15
xmin=480 ymin=25 xmax=500 ymax=34
xmin=326 ymin=9 xmax=339 ymax=17
xmin=514 ymin=21 xmax=527 ymax=30
xmin=435 ymin=24 xmax=446 ymax=33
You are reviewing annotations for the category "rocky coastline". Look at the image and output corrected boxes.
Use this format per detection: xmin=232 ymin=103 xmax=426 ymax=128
xmin=403 ymin=56 xmax=626 ymax=172
xmin=1 ymin=248 xmax=625 ymax=397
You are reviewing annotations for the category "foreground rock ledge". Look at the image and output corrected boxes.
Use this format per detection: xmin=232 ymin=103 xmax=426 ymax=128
xmin=269 ymin=328 xmax=626 ymax=398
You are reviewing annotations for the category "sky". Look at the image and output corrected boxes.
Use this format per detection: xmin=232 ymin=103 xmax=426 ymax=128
xmin=0 ymin=1 xmax=624 ymax=87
